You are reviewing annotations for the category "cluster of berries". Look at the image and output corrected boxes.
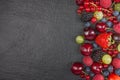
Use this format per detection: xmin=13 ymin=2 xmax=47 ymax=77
xmin=71 ymin=0 xmax=120 ymax=80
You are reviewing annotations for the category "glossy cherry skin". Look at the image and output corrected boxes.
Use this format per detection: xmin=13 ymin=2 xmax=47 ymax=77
xmin=84 ymin=27 xmax=96 ymax=40
xmin=96 ymin=22 xmax=108 ymax=33
xmin=80 ymin=43 xmax=93 ymax=56
xmin=91 ymin=62 xmax=103 ymax=74
xmin=71 ymin=62 xmax=84 ymax=75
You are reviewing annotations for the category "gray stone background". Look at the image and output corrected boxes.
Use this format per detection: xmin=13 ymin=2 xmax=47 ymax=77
xmin=0 ymin=0 xmax=83 ymax=80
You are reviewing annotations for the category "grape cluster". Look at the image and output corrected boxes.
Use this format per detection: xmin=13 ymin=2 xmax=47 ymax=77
xmin=71 ymin=0 xmax=120 ymax=80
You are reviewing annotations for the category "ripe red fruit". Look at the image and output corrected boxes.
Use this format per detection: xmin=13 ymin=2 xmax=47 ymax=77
xmin=91 ymin=17 xmax=97 ymax=23
xmin=96 ymin=22 xmax=108 ymax=32
xmin=113 ymin=22 xmax=120 ymax=34
xmin=91 ymin=62 xmax=103 ymax=74
xmin=112 ymin=58 xmax=120 ymax=68
xmin=93 ymin=74 xmax=104 ymax=80
xmin=71 ymin=62 xmax=84 ymax=75
xmin=84 ymin=27 xmax=96 ymax=40
xmin=80 ymin=43 xmax=93 ymax=56
xmin=108 ymin=73 xmax=120 ymax=80
xmin=100 ymin=0 xmax=112 ymax=8
xmin=76 ymin=0 xmax=84 ymax=6
xmin=83 ymin=56 xmax=93 ymax=66
xmin=114 ymin=0 xmax=120 ymax=3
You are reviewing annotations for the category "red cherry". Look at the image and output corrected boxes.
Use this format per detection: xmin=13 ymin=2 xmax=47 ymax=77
xmin=76 ymin=0 xmax=84 ymax=6
xmin=90 ymin=7 xmax=96 ymax=12
xmin=80 ymin=43 xmax=93 ymax=56
xmin=91 ymin=17 xmax=97 ymax=23
xmin=97 ymin=6 xmax=102 ymax=11
xmin=84 ymin=27 xmax=96 ymax=40
xmin=71 ymin=62 xmax=84 ymax=75
xmin=91 ymin=62 xmax=103 ymax=74
xmin=84 ymin=1 xmax=89 ymax=7
xmin=85 ymin=8 xmax=91 ymax=12
xmin=96 ymin=22 xmax=108 ymax=33
xmin=85 ymin=75 xmax=90 ymax=80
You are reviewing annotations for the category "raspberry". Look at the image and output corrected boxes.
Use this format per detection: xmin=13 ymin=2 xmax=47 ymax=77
xmin=112 ymin=58 xmax=120 ymax=68
xmin=83 ymin=56 xmax=93 ymax=66
xmin=113 ymin=22 xmax=120 ymax=34
xmin=93 ymin=74 xmax=104 ymax=80
xmin=100 ymin=0 xmax=112 ymax=8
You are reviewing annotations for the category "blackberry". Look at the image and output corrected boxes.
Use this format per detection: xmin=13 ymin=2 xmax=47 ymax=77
xmin=91 ymin=50 xmax=105 ymax=62
xmin=80 ymin=12 xmax=93 ymax=22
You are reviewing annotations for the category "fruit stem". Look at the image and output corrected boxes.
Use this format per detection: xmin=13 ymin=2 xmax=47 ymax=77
xmin=90 ymin=2 xmax=97 ymax=7
xmin=111 ymin=1 xmax=115 ymax=8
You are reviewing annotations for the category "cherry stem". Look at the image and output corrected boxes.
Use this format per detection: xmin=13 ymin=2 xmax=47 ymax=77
xmin=111 ymin=1 xmax=115 ymax=8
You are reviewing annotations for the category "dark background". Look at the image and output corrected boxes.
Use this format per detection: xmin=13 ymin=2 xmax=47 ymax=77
xmin=0 ymin=0 xmax=83 ymax=80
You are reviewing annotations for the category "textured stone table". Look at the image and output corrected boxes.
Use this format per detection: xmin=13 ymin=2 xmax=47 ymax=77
xmin=0 ymin=0 xmax=83 ymax=80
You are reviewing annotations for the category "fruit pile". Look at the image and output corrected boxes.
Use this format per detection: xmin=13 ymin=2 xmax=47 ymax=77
xmin=71 ymin=0 xmax=120 ymax=80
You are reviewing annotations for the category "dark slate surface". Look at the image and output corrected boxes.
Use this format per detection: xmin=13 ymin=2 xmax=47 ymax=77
xmin=0 ymin=0 xmax=83 ymax=80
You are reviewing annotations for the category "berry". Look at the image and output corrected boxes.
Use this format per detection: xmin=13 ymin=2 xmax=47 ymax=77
xmin=117 ymin=15 xmax=120 ymax=21
xmin=91 ymin=50 xmax=105 ymax=62
xmin=115 ymin=68 xmax=120 ymax=76
xmin=71 ymin=62 xmax=84 ymax=75
xmin=106 ymin=21 xmax=113 ymax=28
xmin=103 ymin=70 xmax=109 ymax=77
xmin=84 ymin=27 xmax=96 ymax=40
xmin=75 ymin=35 xmax=84 ymax=44
xmin=100 ymin=0 xmax=112 ymax=8
xmin=101 ymin=18 xmax=107 ymax=23
xmin=91 ymin=62 xmax=103 ymax=74
xmin=108 ymin=65 xmax=114 ymax=73
xmin=114 ymin=3 xmax=120 ymax=12
xmin=94 ymin=11 xmax=103 ymax=20
xmin=81 ymin=12 xmax=93 ymax=22
xmin=83 ymin=56 xmax=93 ymax=66
xmin=117 ymin=53 xmax=120 ymax=59
xmin=93 ymin=74 xmax=104 ymax=80
xmin=84 ymin=22 xmax=91 ymax=27
xmin=112 ymin=58 xmax=120 ymax=68
xmin=85 ymin=66 xmax=91 ymax=73
xmin=89 ymin=72 xmax=95 ymax=77
xmin=76 ymin=0 xmax=84 ymax=6
xmin=80 ymin=43 xmax=93 ymax=56
xmin=113 ymin=11 xmax=119 ymax=16
xmin=93 ymin=42 xmax=98 ymax=48
xmin=108 ymin=73 xmax=120 ymax=80
xmin=91 ymin=17 xmax=97 ymax=23
xmin=102 ymin=54 xmax=112 ymax=64
xmin=113 ymin=22 xmax=120 ymax=34
xmin=96 ymin=22 xmax=108 ymax=32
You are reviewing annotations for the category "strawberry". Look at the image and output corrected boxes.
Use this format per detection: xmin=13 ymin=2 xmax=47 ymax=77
xmin=95 ymin=32 xmax=112 ymax=49
xmin=100 ymin=0 xmax=112 ymax=8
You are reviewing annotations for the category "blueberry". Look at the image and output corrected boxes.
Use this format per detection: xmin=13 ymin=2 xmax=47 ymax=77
xmin=108 ymin=65 xmax=114 ymax=72
xmin=85 ymin=66 xmax=91 ymax=73
xmin=93 ymin=42 xmax=98 ymax=48
xmin=117 ymin=15 xmax=120 ymax=21
xmin=115 ymin=68 xmax=120 ymax=76
xmin=117 ymin=53 xmax=120 ymax=59
xmin=101 ymin=18 xmax=107 ymax=22
xmin=106 ymin=21 xmax=113 ymax=28
xmin=113 ymin=11 xmax=119 ymax=16
xmin=103 ymin=70 xmax=109 ymax=77
xmin=89 ymin=72 xmax=95 ymax=77
xmin=84 ymin=22 xmax=91 ymax=27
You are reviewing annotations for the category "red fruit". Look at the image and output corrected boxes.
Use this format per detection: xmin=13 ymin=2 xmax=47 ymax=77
xmin=114 ymin=0 xmax=120 ymax=3
xmin=90 ymin=7 xmax=96 ymax=12
xmin=76 ymin=0 xmax=84 ymax=6
xmin=108 ymin=73 xmax=120 ymax=80
xmin=93 ymin=74 xmax=104 ymax=80
xmin=100 ymin=0 xmax=112 ymax=8
xmin=112 ymin=58 xmax=120 ymax=68
xmin=96 ymin=22 xmax=108 ymax=32
xmin=84 ymin=27 xmax=96 ymax=40
xmin=85 ymin=8 xmax=91 ymax=12
xmin=71 ymin=62 xmax=84 ymax=75
xmin=83 ymin=56 xmax=93 ymax=66
xmin=91 ymin=62 xmax=103 ymax=74
xmin=80 ymin=43 xmax=93 ymax=56
xmin=113 ymin=22 xmax=120 ymax=34
xmin=91 ymin=17 xmax=97 ymax=23
xmin=95 ymin=32 xmax=112 ymax=49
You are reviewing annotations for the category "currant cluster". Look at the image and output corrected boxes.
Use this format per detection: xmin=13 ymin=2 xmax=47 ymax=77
xmin=71 ymin=0 xmax=120 ymax=80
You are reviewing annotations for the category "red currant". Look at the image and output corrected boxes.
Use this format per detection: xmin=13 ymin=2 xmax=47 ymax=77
xmin=91 ymin=17 xmax=97 ymax=23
